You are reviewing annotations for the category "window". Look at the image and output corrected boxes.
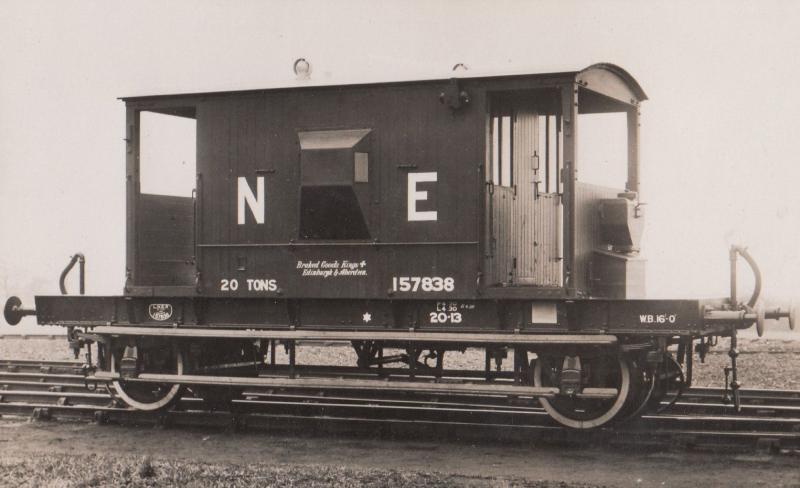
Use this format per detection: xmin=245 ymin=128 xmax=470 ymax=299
xmin=297 ymin=129 xmax=372 ymax=240
xmin=354 ymin=152 xmax=369 ymax=183
xmin=537 ymin=114 xmax=563 ymax=194
xmin=577 ymin=112 xmax=627 ymax=189
xmin=139 ymin=110 xmax=196 ymax=196
xmin=490 ymin=115 xmax=513 ymax=187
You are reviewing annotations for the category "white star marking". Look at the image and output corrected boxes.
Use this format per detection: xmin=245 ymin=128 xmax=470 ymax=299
xmin=362 ymin=312 xmax=372 ymax=323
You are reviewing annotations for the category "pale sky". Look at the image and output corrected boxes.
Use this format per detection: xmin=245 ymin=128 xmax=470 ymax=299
xmin=2 ymin=1 xmax=800 ymax=332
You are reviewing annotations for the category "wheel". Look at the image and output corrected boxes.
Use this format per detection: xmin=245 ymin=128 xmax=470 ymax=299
xmin=533 ymin=354 xmax=631 ymax=429
xmin=616 ymin=359 xmax=656 ymax=422
xmin=647 ymin=353 xmax=686 ymax=413
xmin=110 ymin=344 xmax=185 ymax=411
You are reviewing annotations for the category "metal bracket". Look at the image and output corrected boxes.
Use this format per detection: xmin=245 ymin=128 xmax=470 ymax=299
xmin=439 ymin=78 xmax=470 ymax=111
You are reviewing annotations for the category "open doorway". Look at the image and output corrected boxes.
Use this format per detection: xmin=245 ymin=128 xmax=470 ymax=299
xmin=133 ymin=108 xmax=197 ymax=288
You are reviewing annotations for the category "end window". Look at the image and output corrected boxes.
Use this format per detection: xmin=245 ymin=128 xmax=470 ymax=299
xmin=577 ymin=112 xmax=628 ymax=190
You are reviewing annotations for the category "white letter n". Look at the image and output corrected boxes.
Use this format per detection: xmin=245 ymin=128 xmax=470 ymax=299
xmin=237 ymin=176 xmax=265 ymax=224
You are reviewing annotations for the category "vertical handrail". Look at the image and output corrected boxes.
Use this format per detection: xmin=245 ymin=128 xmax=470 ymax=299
xmin=729 ymin=245 xmax=762 ymax=309
xmin=194 ymin=173 xmax=203 ymax=291
xmin=59 ymin=253 xmax=85 ymax=295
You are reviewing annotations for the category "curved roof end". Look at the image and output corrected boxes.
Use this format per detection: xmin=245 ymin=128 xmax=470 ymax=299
xmin=579 ymin=63 xmax=648 ymax=102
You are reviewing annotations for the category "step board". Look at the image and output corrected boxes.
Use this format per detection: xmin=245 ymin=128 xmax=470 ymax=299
xmin=92 ymin=371 xmax=618 ymax=399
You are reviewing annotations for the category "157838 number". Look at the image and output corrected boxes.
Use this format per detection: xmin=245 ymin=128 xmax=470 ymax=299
xmin=392 ymin=276 xmax=454 ymax=293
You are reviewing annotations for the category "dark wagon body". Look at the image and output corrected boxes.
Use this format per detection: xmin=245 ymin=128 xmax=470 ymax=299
xmin=8 ymin=63 xmax=793 ymax=429
xmin=40 ymin=64 xmax=697 ymax=331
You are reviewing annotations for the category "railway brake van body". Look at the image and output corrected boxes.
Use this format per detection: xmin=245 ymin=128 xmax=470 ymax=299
xmin=5 ymin=63 xmax=795 ymax=429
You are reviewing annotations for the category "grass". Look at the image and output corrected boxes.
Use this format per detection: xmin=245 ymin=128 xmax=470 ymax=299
xmin=0 ymin=454 xmax=609 ymax=488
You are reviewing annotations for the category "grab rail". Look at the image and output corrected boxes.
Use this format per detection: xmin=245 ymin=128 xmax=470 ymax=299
xmin=729 ymin=245 xmax=761 ymax=309
xmin=59 ymin=253 xmax=85 ymax=295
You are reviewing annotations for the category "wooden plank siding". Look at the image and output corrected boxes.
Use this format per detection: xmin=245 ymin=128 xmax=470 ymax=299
xmin=485 ymin=108 xmax=562 ymax=288
xmin=191 ymin=81 xmax=485 ymax=298
xmin=123 ymin=66 xmax=645 ymax=299
xmin=574 ymin=182 xmax=623 ymax=293
xmin=136 ymin=194 xmax=195 ymax=286
xmin=531 ymin=193 xmax=562 ymax=286
xmin=487 ymin=186 xmax=515 ymax=285
xmin=512 ymin=107 xmax=538 ymax=283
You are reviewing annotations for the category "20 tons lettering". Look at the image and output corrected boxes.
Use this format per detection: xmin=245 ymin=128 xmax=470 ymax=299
xmin=392 ymin=276 xmax=454 ymax=293
xmin=220 ymin=278 xmax=278 ymax=292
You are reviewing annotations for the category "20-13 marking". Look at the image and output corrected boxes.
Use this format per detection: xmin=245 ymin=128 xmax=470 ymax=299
xmin=429 ymin=312 xmax=462 ymax=324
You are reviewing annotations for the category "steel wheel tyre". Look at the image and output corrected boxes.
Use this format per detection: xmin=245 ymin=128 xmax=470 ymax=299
xmin=533 ymin=355 xmax=631 ymax=429
xmin=111 ymin=347 xmax=185 ymax=412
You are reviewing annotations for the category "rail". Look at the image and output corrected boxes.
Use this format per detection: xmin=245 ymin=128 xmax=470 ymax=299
xmin=0 ymin=359 xmax=798 ymax=454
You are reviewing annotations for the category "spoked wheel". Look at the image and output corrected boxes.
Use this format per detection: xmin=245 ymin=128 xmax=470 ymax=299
xmin=533 ymin=354 xmax=632 ymax=429
xmin=109 ymin=344 xmax=185 ymax=411
xmin=648 ymin=353 xmax=686 ymax=413
xmin=617 ymin=359 xmax=657 ymax=422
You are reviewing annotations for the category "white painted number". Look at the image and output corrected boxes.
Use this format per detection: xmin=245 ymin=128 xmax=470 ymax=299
xmin=429 ymin=312 xmax=462 ymax=324
xmin=392 ymin=276 xmax=454 ymax=293
xmin=638 ymin=314 xmax=678 ymax=324
xmin=220 ymin=278 xmax=239 ymax=291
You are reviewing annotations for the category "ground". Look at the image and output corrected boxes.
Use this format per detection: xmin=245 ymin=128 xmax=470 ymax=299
xmin=1 ymin=420 xmax=799 ymax=487
xmin=0 ymin=328 xmax=798 ymax=487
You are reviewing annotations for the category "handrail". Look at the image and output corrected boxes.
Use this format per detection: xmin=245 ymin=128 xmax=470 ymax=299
xmin=729 ymin=245 xmax=762 ymax=309
xmin=59 ymin=253 xmax=85 ymax=295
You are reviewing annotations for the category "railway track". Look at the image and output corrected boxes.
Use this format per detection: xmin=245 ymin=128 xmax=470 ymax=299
xmin=0 ymin=359 xmax=798 ymax=454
